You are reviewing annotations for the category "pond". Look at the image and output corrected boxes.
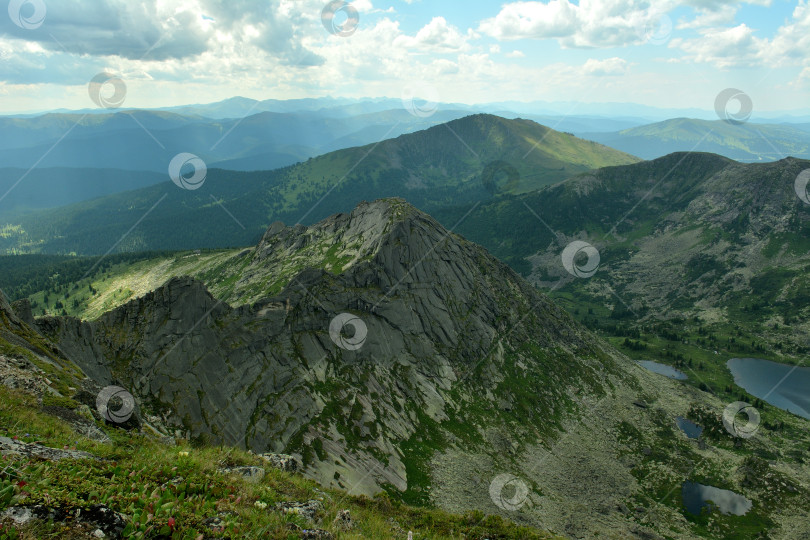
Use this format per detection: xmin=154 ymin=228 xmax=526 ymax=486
xmin=727 ymin=357 xmax=810 ymax=420
xmin=682 ymin=482 xmax=752 ymax=516
xmin=675 ymin=417 xmax=703 ymax=439
xmin=637 ymin=360 xmax=688 ymax=380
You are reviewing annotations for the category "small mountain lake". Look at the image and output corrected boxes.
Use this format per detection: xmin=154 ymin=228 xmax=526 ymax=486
xmin=676 ymin=417 xmax=703 ymax=439
xmin=727 ymin=358 xmax=810 ymax=420
xmin=637 ymin=360 xmax=688 ymax=380
xmin=682 ymin=482 xmax=752 ymax=516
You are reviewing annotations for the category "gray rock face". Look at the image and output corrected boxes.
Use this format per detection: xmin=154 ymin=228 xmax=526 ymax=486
xmin=1 ymin=504 xmax=127 ymax=538
xmin=10 ymin=299 xmax=34 ymax=326
xmin=0 ymin=355 xmax=55 ymax=396
xmin=0 ymin=436 xmax=99 ymax=461
xmin=217 ymin=465 xmax=265 ymax=483
xmin=276 ymin=499 xmax=322 ymax=522
xmin=35 ymin=199 xmax=625 ymax=502
xmin=259 ymin=453 xmax=299 ymax=473
xmin=332 ymin=509 xmax=352 ymax=530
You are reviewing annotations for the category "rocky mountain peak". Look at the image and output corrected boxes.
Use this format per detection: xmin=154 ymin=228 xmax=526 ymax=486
xmin=34 ymin=198 xmax=628 ymax=506
xmin=232 ymin=198 xmax=466 ymax=306
xmin=256 ymin=198 xmax=421 ymax=259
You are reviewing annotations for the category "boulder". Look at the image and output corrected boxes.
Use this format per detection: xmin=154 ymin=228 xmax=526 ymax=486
xmin=217 ymin=465 xmax=265 ymax=484
xmin=276 ymin=499 xmax=322 ymax=522
xmin=1 ymin=504 xmax=126 ymax=538
xmin=0 ymin=436 xmax=99 ymax=462
xmin=258 ymin=453 xmax=299 ymax=473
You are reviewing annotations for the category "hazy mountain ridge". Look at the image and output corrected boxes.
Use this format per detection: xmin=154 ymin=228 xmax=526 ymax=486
xmin=0 ymin=114 xmax=639 ymax=255
xmin=0 ymin=107 xmax=476 ymax=173
xmin=584 ymin=118 xmax=810 ymax=162
xmin=0 ymin=167 xmax=167 ymax=213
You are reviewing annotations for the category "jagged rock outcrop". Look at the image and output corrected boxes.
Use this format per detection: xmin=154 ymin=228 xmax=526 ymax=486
xmin=1 ymin=503 xmax=127 ymax=539
xmin=0 ymin=288 xmax=90 ymax=405
xmin=36 ymin=199 xmax=620 ymax=497
xmin=0 ymin=436 xmax=99 ymax=462
xmin=258 ymin=453 xmax=299 ymax=473
xmin=218 ymin=465 xmax=265 ymax=483
xmin=10 ymin=299 xmax=34 ymax=327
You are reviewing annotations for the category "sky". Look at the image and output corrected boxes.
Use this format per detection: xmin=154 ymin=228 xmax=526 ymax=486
xmin=0 ymin=0 xmax=807 ymax=115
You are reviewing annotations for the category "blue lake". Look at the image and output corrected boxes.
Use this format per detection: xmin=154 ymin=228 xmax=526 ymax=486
xmin=682 ymin=482 xmax=752 ymax=516
xmin=676 ymin=417 xmax=703 ymax=439
xmin=637 ymin=360 xmax=688 ymax=380
xmin=727 ymin=358 xmax=810 ymax=420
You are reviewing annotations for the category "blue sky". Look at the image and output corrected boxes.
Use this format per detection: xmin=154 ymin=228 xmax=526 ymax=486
xmin=0 ymin=0 xmax=807 ymax=115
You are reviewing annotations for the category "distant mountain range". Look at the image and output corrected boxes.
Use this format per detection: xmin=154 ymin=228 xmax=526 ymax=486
xmin=2 ymin=98 xmax=806 ymax=218
xmin=584 ymin=118 xmax=810 ymax=162
xmin=15 ymin=95 xmax=810 ymax=123
xmin=0 ymin=108 xmax=477 ymax=175
xmin=0 ymin=114 xmax=639 ymax=255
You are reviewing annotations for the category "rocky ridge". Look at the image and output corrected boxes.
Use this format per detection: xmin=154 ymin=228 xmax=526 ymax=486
xmin=15 ymin=198 xmax=810 ymax=538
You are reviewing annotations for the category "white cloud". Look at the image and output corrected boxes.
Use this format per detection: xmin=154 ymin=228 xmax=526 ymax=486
xmin=393 ymin=17 xmax=470 ymax=52
xmin=478 ymin=0 xmax=578 ymax=41
xmin=583 ymin=57 xmax=629 ymax=76
xmin=672 ymin=1 xmax=810 ymax=69
xmin=477 ymin=0 xmax=672 ymax=48
xmin=677 ymin=4 xmax=739 ymax=29
xmin=0 ymin=0 xmax=805 ymax=113
xmin=793 ymin=66 xmax=810 ymax=88
xmin=671 ymin=24 xmax=765 ymax=68
xmin=768 ymin=0 xmax=810 ymax=65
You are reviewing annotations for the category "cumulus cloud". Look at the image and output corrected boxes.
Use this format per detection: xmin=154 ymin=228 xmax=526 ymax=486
xmin=0 ymin=0 xmax=805 ymax=113
xmin=768 ymin=0 xmax=810 ymax=65
xmin=672 ymin=0 xmax=810 ymax=69
xmin=583 ymin=57 xmax=629 ymax=76
xmin=671 ymin=24 xmax=765 ymax=68
xmin=477 ymin=0 xmax=784 ymax=48
xmin=477 ymin=0 xmax=671 ymax=48
xmin=0 ymin=0 xmax=323 ymax=64
xmin=0 ymin=1 xmax=210 ymax=60
xmin=393 ymin=17 xmax=471 ymax=52
xmin=677 ymin=4 xmax=739 ymax=29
